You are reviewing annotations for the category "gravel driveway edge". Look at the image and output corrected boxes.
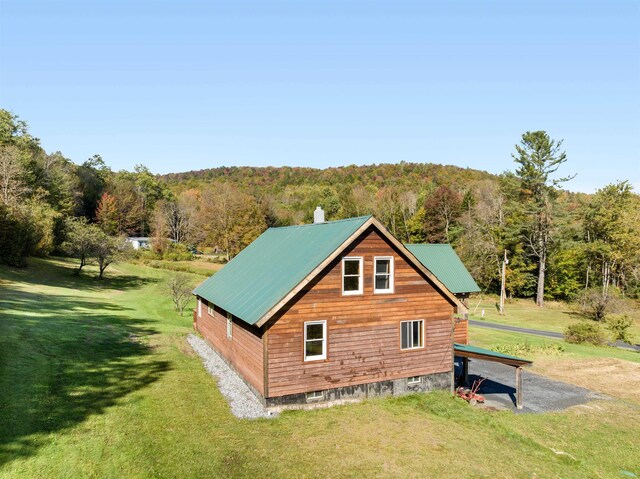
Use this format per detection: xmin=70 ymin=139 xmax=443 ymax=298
xmin=187 ymin=334 xmax=276 ymax=419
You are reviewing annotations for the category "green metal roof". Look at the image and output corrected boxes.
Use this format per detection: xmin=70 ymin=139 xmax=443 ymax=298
xmin=193 ymin=216 xmax=371 ymax=325
xmin=404 ymin=244 xmax=480 ymax=294
xmin=454 ymin=343 xmax=532 ymax=364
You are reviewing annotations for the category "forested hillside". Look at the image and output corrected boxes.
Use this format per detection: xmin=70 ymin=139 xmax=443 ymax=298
xmin=1 ymin=109 xmax=639 ymax=306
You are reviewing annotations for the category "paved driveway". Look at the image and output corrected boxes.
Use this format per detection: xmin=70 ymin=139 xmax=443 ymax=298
xmin=456 ymin=358 xmax=609 ymax=413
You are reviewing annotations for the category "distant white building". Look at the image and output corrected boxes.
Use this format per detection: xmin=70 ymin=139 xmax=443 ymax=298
xmin=126 ymin=237 xmax=151 ymax=250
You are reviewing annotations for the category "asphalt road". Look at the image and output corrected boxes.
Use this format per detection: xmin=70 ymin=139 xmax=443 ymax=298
xmin=469 ymin=320 xmax=640 ymax=352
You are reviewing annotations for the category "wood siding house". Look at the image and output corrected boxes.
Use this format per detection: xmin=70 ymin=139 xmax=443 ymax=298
xmin=193 ymin=215 xmax=471 ymax=407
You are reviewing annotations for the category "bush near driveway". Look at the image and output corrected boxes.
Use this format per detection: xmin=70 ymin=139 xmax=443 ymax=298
xmin=564 ymin=321 xmax=606 ymax=345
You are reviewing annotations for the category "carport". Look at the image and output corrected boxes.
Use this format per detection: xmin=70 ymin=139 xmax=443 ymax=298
xmin=454 ymin=343 xmax=533 ymax=409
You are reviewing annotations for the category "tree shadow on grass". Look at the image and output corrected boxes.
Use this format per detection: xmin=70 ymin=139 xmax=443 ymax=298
xmin=0 ymin=284 xmax=171 ymax=467
xmin=2 ymin=257 xmax=160 ymax=293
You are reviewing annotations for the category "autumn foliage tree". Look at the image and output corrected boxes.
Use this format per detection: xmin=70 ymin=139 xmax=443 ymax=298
xmin=423 ymin=185 xmax=463 ymax=243
xmin=198 ymin=184 xmax=267 ymax=260
xmin=95 ymin=192 xmax=119 ymax=235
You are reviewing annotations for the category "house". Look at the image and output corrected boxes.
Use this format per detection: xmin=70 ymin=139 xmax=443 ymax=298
xmin=126 ymin=237 xmax=151 ymax=250
xmin=193 ymin=212 xmax=473 ymax=407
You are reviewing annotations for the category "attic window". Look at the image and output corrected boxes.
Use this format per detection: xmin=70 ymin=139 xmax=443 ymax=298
xmin=374 ymin=257 xmax=394 ymax=294
xmin=342 ymin=257 xmax=363 ymax=295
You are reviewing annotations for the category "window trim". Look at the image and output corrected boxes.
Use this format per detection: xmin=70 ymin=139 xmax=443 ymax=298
xmin=207 ymin=304 xmax=214 ymax=316
xmin=198 ymin=298 xmax=202 ymax=317
xmin=407 ymin=376 xmax=421 ymax=385
xmin=304 ymin=320 xmax=327 ymax=361
xmin=373 ymin=256 xmax=394 ymax=294
xmin=400 ymin=319 xmax=425 ymax=351
xmin=342 ymin=257 xmax=363 ymax=296
xmin=227 ymin=312 xmax=233 ymax=339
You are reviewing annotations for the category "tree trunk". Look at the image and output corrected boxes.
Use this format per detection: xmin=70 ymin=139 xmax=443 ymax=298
xmin=536 ymin=249 xmax=546 ymax=307
xmin=499 ymin=250 xmax=507 ymax=315
xmin=75 ymin=255 xmax=86 ymax=275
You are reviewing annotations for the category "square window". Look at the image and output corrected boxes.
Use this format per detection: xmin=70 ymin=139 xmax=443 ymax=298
xmin=400 ymin=320 xmax=424 ymax=350
xmin=207 ymin=305 xmax=213 ymax=316
xmin=374 ymin=257 xmax=393 ymax=293
xmin=304 ymin=321 xmax=327 ymax=361
xmin=306 ymin=390 xmax=323 ymax=401
xmin=342 ymin=257 xmax=363 ymax=295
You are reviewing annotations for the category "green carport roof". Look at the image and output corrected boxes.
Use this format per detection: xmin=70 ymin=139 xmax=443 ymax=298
xmin=193 ymin=216 xmax=372 ymax=326
xmin=404 ymin=244 xmax=480 ymax=294
xmin=454 ymin=343 xmax=532 ymax=366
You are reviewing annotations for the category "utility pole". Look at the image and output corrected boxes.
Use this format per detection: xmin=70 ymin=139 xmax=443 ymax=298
xmin=499 ymin=250 xmax=508 ymax=315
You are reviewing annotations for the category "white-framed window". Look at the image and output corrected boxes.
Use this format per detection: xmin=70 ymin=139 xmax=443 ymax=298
xmin=227 ymin=312 xmax=233 ymax=339
xmin=407 ymin=376 xmax=421 ymax=384
xmin=306 ymin=390 xmax=323 ymax=401
xmin=207 ymin=304 xmax=213 ymax=316
xmin=400 ymin=320 xmax=424 ymax=350
xmin=304 ymin=320 xmax=327 ymax=361
xmin=374 ymin=256 xmax=394 ymax=294
xmin=198 ymin=298 xmax=202 ymax=317
xmin=342 ymin=257 xmax=363 ymax=295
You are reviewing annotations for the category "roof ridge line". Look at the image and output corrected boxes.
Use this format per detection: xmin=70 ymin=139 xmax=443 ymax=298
xmin=270 ymin=215 xmax=372 ymax=230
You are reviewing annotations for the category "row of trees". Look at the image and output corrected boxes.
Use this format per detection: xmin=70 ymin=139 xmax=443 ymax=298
xmin=1 ymin=108 xmax=638 ymax=304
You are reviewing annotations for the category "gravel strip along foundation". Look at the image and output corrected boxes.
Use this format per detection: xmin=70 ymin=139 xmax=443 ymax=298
xmin=187 ymin=334 xmax=276 ymax=419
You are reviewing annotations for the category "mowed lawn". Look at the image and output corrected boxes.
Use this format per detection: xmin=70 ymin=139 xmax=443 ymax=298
xmin=1 ymin=259 xmax=639 ymax=478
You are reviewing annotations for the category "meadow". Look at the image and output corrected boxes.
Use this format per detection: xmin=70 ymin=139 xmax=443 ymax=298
xmin=1 ymin=258 xmax=638 ymax=478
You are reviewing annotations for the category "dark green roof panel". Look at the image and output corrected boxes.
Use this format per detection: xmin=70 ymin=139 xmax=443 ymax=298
xmin=454 ymin=343 xmax=532 ymax=364
xmin=193 ymin=216 xmax=371 ymax=325
xmin=404 ymin=243 xmax=480 ymax=294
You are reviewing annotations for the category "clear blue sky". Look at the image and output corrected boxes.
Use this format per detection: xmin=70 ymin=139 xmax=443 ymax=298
xmin=1 ymin=0 xmax=638 ymax=193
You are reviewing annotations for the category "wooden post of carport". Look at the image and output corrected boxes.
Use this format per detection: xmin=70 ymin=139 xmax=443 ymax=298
xmin=515 ymin=366 xmax=523 ymax=410
xmin=462 ymin=357 xmax=469 ymax=385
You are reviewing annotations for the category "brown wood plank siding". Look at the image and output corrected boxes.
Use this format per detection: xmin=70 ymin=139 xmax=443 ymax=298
xmin=195 ymin=301 xmax=265 ymax=395
xmin=266 ymin=228 xmax=454 ymax=398
xmin=453 ymin=319 xmax=469 ymax=344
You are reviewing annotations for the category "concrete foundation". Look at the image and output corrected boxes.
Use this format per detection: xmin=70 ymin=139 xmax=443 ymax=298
xmin=265 ymin=371 xmax=452 ymax=409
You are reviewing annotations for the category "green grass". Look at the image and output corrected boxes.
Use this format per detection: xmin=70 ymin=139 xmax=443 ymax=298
xmin=468 ymin=295 xmax=640 ymax=339
xmin=136 ymin=258 xmax=225 ymax=276
xmin=1 ymin=258 xmax=639 ymax=478
xmin=470 ymin=326 xmax=640 ymax=363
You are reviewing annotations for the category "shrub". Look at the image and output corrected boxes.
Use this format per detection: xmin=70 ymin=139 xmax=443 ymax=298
xmin=604 ymin=314 xmax=634 ymax=343
xmin=166 ymin=273 xmax=195 ymax=316
xmin=162 ymin=243 xmax=193 ymax=262
xmin=564 ymin=321 xmax=606 ymax=346
xmin=577 ymin=287 xmax=623 ymax=321
xmin=491 ymin=342 xmax=565 ymax=356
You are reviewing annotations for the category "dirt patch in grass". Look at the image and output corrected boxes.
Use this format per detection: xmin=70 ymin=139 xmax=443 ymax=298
xmin=533 ymin=357 xmax=640 ymax=402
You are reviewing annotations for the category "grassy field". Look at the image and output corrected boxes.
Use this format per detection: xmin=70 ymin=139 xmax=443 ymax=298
xmin=470 ymin=327 xmax=640 ymax=402
xmin=468 ymin=295 xmax=640 ymax=339
xmin=1 ymin=258 xmax=639 ymax=478
xmin=137 ymin=258 xmax=225 ymax=276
